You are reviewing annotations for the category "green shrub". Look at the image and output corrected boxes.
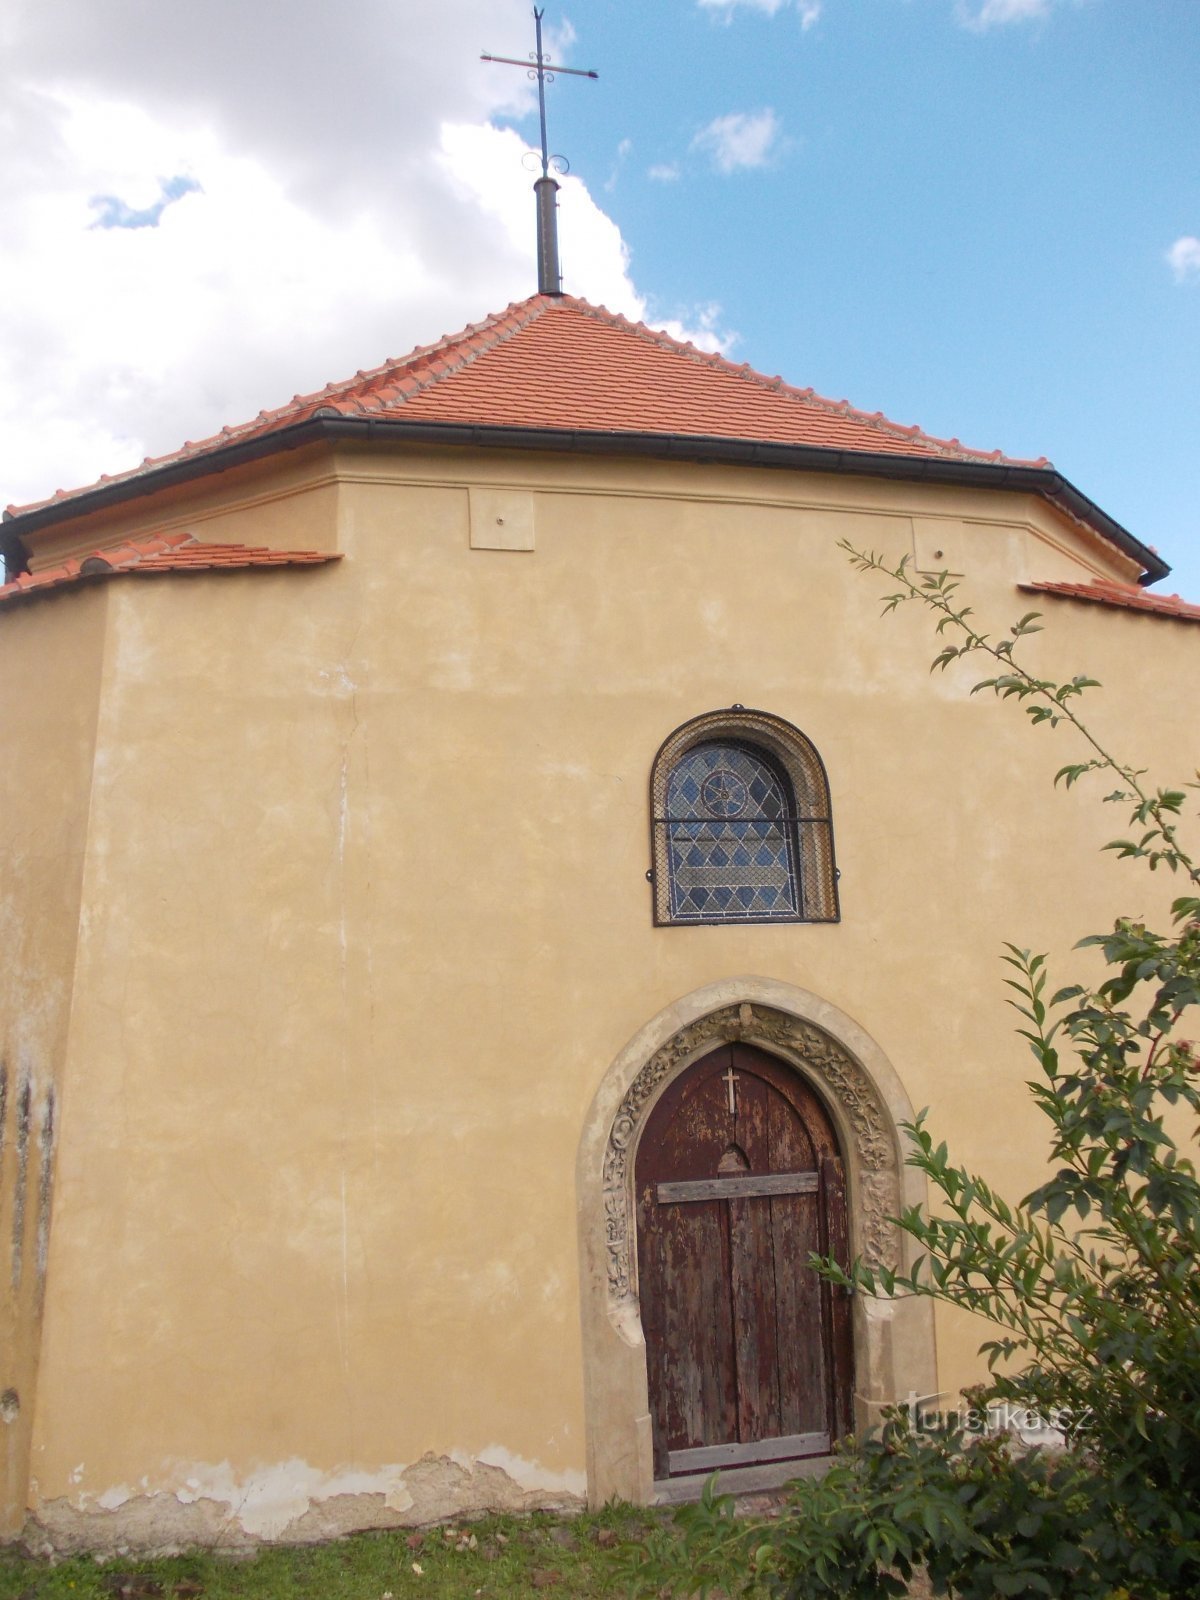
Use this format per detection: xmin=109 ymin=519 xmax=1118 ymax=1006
xmin=620 ymin=1412 xmax=1147 ymax=1598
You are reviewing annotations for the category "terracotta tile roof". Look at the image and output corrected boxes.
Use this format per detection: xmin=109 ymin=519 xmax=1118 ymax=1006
xmin=0 ymin=531 xmax=340 ymax=607
xmin=6 ymin=294 xmax=1048 ymax=521
xmin=1020 ymin=578 xmax=1200 ymax=624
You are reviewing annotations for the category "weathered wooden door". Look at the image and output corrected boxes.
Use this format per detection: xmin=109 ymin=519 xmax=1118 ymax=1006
xmin=635 ymin=1043 xmax=853 ymax=1481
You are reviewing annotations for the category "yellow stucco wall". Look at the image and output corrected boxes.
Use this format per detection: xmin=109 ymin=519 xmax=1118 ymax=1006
xmin=0 ymin=588 xmax=107 ymax=1532
xmin=4 ymin=443 xmax=1196 ymax=1547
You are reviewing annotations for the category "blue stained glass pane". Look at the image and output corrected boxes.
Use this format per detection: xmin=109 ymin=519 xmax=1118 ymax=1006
xmin=665 ymin=742 xmax=799 ymax=921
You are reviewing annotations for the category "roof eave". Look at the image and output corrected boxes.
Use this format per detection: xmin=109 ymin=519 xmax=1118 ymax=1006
xmin=2 ymin=414 xmax=1170 ymax=586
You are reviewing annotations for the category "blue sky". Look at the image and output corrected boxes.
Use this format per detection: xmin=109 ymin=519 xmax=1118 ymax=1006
xmin=532 ymin=0 xmax=1200 ymax=592
xmin=3 ymin=0 xmax=1197 ymax=595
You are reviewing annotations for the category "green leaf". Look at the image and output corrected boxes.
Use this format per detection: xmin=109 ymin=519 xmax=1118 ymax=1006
xmin=994 ymin=1570 xmax=1032 ymax=1595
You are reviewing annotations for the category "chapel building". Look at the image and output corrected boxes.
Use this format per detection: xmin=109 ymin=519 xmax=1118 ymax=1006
xmin=1 ymin=293 xmax=1196 ymax=1550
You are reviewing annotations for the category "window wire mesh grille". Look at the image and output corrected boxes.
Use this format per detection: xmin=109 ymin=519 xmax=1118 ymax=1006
xmin=649 ymin=709 xmax=839 ymax=926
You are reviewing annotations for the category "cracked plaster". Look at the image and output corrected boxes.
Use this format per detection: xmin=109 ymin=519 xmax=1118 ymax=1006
xmin=24 ymin=1450 xmax=584 ymax=1556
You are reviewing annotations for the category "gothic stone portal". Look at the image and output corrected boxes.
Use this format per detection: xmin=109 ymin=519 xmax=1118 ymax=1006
xmin=635 ymin=1043 xmax=854 ymax=1481
xmin=585 ymin=991 xmax=932 ymax=1508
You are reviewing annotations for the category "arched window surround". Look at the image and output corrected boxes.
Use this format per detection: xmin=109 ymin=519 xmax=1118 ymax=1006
xmin=649 ymin=707 xmax=839 ymax=926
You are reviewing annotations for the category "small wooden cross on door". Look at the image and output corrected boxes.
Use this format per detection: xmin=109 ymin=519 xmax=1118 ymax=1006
xmin=723 ymin=1065 xmax=739 ymax=1115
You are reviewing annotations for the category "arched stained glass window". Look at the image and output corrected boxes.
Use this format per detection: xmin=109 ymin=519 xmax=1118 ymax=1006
xmin=664 ymin=743 xmax=799 ymax=922
xmin=650 ymin=708 xmax=839 ymax=926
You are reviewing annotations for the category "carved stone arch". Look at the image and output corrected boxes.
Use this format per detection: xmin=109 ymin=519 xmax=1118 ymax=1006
xmin=603 ymin=1001 xmax=902 ymax=1313
xmin=577 ymin=978 xmax=938 ymax=1505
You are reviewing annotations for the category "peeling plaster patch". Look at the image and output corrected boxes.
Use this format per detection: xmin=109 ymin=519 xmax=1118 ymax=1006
xmin=316 ymin=664 xmax=358 ymax=697
xmin=27 ymin=1451 xmax=585 ymax=1555
xmin=173 ymin=1458 xmax=404 ymax=1539
xmin=472 ymin=1446 xmax=587 ymax=1498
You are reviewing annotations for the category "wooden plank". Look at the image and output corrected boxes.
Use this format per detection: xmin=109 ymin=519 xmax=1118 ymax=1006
xmin=636 ymin=1055 xmax=740 ymax=1477
xmin=772 ymin=1193 xmax=827 ymax=1436
xmin=767 ymin=1086 xmax=828 ymax=1438
xmin=668 ymin=1430 xmax=831 ymax=1473
xmin=664 ymin=1199 xmax=736 ymax=1456
xmin=729 ymin=1072 xmax=778 ymax=1444
xmin=657 ymin=1171 xmax=818 ymax=1203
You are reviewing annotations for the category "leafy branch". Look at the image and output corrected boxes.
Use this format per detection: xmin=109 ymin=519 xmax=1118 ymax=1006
xmin=838 ymin=541 xmax=1199 ymax=888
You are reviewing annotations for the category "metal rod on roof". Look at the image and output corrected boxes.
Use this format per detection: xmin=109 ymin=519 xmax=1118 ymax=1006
xmin=481 ymin=7 xmax=598 ymax=296
xmin=534 ymin=174 xmax=561 ymax=297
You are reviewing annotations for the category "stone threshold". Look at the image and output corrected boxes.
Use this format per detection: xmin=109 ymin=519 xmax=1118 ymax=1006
xmin=653 ymin=1453 xmax=832 ymax=1505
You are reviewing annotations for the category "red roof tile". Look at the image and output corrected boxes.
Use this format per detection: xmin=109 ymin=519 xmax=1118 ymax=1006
xmin=6 ymin=295 xmax=1047 ymax=521
xmin=1020 ymin=578 xmax=1200 ymax=623
xmin=0 ymin=531 xmax=340 ymax=607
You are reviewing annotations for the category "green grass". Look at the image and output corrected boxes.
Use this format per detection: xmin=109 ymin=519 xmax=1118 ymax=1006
xmin=0 ymin=1506 xmax=656 ymax=1600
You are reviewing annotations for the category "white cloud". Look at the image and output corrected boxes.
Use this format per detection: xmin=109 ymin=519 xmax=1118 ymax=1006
xmin=604 ymin=137 xmax=633 ymax=193
xmin=691 ymin=109 xmax=783 ymax=174
xmin=647 ymin=162 xmax=681 ymax=183
xmin=2 ymin=91 xmax=440 ymax=506
xmin=699 ymin=0 xmax=789 ymax=14
xmin=0 ymin=0 xmax=733 ymax=512
xmin=440 ymin=122 xmax=637 ymax=316
xmin=1166 ymin=236 xmax=1200 ymax=284
xmin=956 ymin=0 xmax=1051 ymax=29
xmin=697 ymin=0 xmax=820 ymax=23
xmin=654 ymin=303 xmax=736 ymax=356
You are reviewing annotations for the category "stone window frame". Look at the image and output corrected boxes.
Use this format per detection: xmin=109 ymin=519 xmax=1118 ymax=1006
xmin=648 ymin=707 xmax=839 ymax=926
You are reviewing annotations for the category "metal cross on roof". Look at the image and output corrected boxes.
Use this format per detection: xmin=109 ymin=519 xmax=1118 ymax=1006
xmin=482 ymin=7 xmax=598 ymax=296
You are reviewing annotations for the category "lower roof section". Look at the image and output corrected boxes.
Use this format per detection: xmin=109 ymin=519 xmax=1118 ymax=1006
xmin=0 ymin=530 xmax=341 ymax=608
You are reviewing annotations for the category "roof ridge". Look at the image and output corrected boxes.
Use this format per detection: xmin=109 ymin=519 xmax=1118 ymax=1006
xmin=302 ymin=299 xmax=542 ymax=411
xmin=160 ymin=301 xmax=555 ymax=458
xmin=330 ymin=296 xmax=555 ymax=420
xmin=67 ymin=303 xmax=542 ymax=501
xmin=558 ymin=296 xmax=1041 ymax=465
